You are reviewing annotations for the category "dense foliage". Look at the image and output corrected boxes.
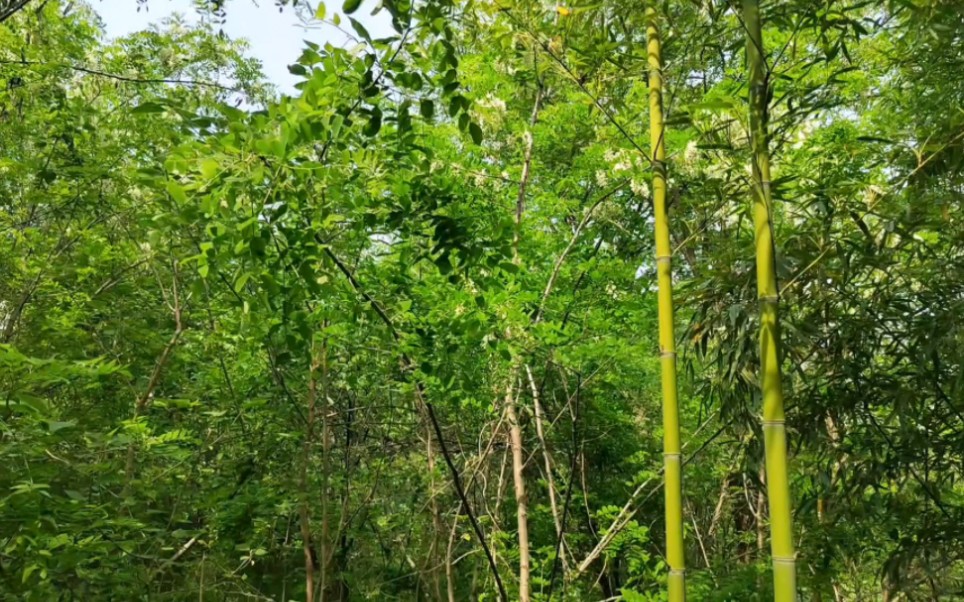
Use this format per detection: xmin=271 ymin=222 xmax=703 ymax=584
xmin=1 ymin=0 xmax=962 ymax=600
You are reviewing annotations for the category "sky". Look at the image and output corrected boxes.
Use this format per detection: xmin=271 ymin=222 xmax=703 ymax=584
xmin=96 ymin=0 xmax=393 ymax=94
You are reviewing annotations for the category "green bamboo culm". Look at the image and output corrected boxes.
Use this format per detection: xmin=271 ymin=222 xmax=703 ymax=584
xmin=742 ymin=0 xmax=797 ymax=600
xmin=647 ymin=6 xmax=686 ymax=601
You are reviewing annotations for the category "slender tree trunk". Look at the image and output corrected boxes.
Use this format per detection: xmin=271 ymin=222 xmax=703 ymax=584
xmin=647 ymin=6 xmax=686 ymax=600
xmin=300 ymin=347 xmax=319 ymax=602
xmin=319 ymin=328 xmax=331 ymax=600
xmin=502 ymin=87 xmax=542 ymax=602
xmin=686 ymin=500 xmax=711 ymax=572
xmin=708 ymin=474 xmax=730 ymax=544
xmin=525 ymin=364 xmax=568 ymax=572
xmin=743 ymin=1 xmax=797 ymax=599
xmin=446 ymin=508 xmax=459 ymax=602
xmin=492 ymin=443 xmax=509 ymax=572
xmin=506 ymin=378 xmax=530 ymax=602
xmin=425 ymin=423 xmax=444 ymax=601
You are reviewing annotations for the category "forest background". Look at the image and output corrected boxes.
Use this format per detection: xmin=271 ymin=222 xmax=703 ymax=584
xmin=1 ymin=0 xmax=962 ymax=600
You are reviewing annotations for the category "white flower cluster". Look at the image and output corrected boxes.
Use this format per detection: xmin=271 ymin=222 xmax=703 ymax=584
xmin=476 ymin=93 xmax=507 ymax=114
xmin=604 ymin=148 xmax=643 ymax=173
xmin=683 ymin=140 xmax=699 ymax=165
xmin=473 ymin=93 xmax=509 ymax=131
xmin=630 ymin=179 xmax=650 ymax=198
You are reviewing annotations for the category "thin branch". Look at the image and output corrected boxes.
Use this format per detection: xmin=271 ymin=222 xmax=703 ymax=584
xmin=322 ymin=244 xmax=507 ymax=602
xmin=497 ymin=8 xmax=652 ymax=164
xmin=534 ymin=180 xmax=628 ymax=324
xmin=0 ymin=59 xmax=244 ymax=93
xmin=573 ymin=412 xmax=728 ymax=576
xmin=0 ymin=0 xmax=32 ymax=24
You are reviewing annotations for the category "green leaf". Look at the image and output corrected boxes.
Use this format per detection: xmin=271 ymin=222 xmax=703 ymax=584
xmin=166 ymin=182 xmax=188 ymax=205
xmin=343 ymin=0 xmax=362 ymax=14
xmin=349 ymin=17 xmax=371 ymax=43
xmin=315 ymin=1 xmax=326 ymax=19
xmin=12 ymin=393 xmax=48 ymax=414
xmin=132 ymin=102 xmax=166 ymax=114
xmin=199 ymin=158 xmax=220 ymax=180
xmin=448 ymin=95 xmax=463 ymax=118
xmin=469 ymin=122 xmax=483 ymax=145
xmin=420 ymin=99 xmax=434 ymax=120
xmin=363 ymin=107 xmax=382 ymax=136
xmin=46 ymin=420 xmax=75 ymax=434
xmin=235 ymin=271 xmax=252 ymax=293
xmin=397 ymin=100 xmax=412 ymax=133
xmin=688 ymin=98 xmax=738 ymax=112
xmin=330 ymin=113 xmax=345 ymax=139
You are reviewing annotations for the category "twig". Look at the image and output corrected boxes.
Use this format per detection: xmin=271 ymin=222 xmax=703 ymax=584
xmin=573 ymin=412 xmax=728 ymax=576
xmin=534 ymin=180 xmax=629 ymax=324
xmin=0 ymin=59 xmax=243 ymax=93
xmin=169 ymin=535 xmax=200 ymax=565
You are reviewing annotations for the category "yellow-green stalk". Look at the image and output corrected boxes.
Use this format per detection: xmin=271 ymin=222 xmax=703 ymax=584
xmin=647 ymin=6 xmax=686 ymax=601
xmin=743 ymin=0 xmax=797 ymax=599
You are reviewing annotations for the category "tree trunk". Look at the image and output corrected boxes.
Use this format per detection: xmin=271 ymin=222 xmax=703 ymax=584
xmin=425 ymin=423 xmax=444 ymax=601
xmin=300 ymin=345 xmax=321 ymax=602
xmin=506 ymin=376 xmax=530 ymax=602
xmin=525 ymin=364 xmax=568 ymax=572
xmin=502 ymin=86 xmax=542 ymax=602
xmin=319 ymin=329 xmax=331 ymax=600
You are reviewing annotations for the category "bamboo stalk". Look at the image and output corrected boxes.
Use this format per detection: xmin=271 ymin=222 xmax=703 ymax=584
xmin=743 ymin=0 xmax=797 ymax=599
xmin=647 ymin=6 xmax=686 ymax=601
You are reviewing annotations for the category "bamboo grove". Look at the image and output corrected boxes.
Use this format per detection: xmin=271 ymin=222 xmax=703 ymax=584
xmin=1 ymin=0 xmax=963 ymax=600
